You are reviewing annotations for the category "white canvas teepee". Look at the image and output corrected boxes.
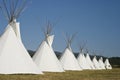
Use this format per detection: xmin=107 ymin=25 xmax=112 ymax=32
xmin=92 ymin=56 xmax=101 ymax=70
xmin=10 ymin=20 xmax=22 ymax=41
xmin=77 ymin=53 xmax=91 ymax=70
xmin=77 ymin=46 xmax=91 ymax=70
xmin=0 ymin=0 xmax=42 ymax=74
xmin=59 ymin=34 xmax=82 ymax=71
xmin=33 ymin=23 xmax=64 ymax=72
xmin=104 ymin=58 xmax=112 ymax=69
xmin=98 ymin=57 xmax=106 ymax=69
xmin=86 ymin=54 xmax=95 ymax=69
xmin=0 ymin=25 xmax=42 ymax=74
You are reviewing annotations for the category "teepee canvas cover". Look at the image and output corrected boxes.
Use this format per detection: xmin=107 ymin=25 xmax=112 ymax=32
xmin=60 ymin=48 xmax=82 ymax=70
xmin=92 ymin=56 xmax=101 ymax=70
xmin=60 ymin=34 xmax=82 ymax=71
xmin=86 ymin=54 xmax=95 ymax=69
xmin=98 ymin=57 xmax=105 ymax=69
xmin=104 ymin=59 xmax=112 ymax=69
xmin=33 ymin=23 xmax=64 ymax=72
xmin=0 ymin=0 xmax=42 ymax=74
xmin=77 ymin=53 xmax=91 ymax=69
xmin=77 ymin=47 xmax=91 ymax=70
xmin=0 ymin=25 xmax=42 ymax=74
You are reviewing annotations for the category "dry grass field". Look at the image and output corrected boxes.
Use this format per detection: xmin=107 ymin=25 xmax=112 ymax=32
xmin=0 ymin=68 xmax=119 ymax=80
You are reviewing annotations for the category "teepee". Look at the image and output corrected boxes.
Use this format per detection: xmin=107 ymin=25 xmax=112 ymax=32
xmin=98 ymin=57 xmax=106 ymax=69
xmin=33 ymin=22 xmax=64 ymax=72
xmin=59 ymin=34 xmax=82 ymax=71
xmin=92 ymin=56 xmax=101 ymax=70
xmin=77 ymin=45 xmax=91 ymax=70
xmin=104 ymin=58 xmax=112 ymax=69
xmin=0 ymin=0 xmax=42 ymax=74
xmin=85 ymin=50 xmax=95 ymax=69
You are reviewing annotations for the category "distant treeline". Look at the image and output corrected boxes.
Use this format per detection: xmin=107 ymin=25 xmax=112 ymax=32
xmin=28 ymin=50 xmax=120 ymax=68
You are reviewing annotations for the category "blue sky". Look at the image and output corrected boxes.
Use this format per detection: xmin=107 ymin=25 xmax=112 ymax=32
xmin=0 ymin=0 xmax=120 ymax=57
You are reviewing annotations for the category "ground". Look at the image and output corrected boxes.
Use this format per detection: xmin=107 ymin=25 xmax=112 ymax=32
xmin=0 ymin=68 xmax=119 ymax=80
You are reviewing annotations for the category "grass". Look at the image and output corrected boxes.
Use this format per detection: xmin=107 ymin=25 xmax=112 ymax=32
xmin=0 ymin=68 xmax=120 ymax=80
